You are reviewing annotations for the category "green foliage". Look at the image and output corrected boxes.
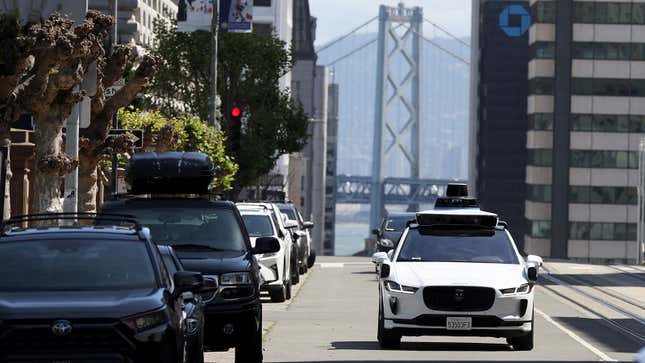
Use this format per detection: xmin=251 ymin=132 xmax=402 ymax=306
xmin=119 ymin=108 xmax=238 ymax=190
xmin=149 ymin=20 xmax=310 ymax=191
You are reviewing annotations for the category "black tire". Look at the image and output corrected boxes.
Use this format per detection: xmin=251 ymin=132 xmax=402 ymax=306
xmin=285 ymin=277 xmax=292 ymax=300
xmin=377 ymin=299 xmax=401 ymax=349
xmin=299 ymin=263 xmax=308 ymax=275
xmin=235 ymin=313 xmax=263 ymax=363
xmin=291 ymin=247 xmax=300 ymax=285
xmin=307 ymin=249 xmax=316 ymax=268
xmin=508 ymin=316 xmax=534 ymax=351
xmin=268 ymin=284 xmax=287 ymax=303
xmin=185 ymin=336 xmax=204 ymax=363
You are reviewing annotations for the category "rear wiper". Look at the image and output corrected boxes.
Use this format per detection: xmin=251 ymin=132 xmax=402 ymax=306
xmin=171 ymin=244 xmax=237 ymax=252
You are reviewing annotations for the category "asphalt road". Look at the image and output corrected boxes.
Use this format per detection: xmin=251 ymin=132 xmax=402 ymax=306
xmin=207 ymin=257 xmax=645 ymax=363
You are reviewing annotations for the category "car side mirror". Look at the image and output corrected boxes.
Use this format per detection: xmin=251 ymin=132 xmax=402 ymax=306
xmin=380 ymin=263 xmax=391 ymax=278
xmin=173 ymin=271 xmax=204 ymax=295
xmin=372 ymin=252 xmax=388 ymax=264
xmin=253 ymin=237 xmax=281 ymax=255
xmin=527 ymin=265 xmax=538 ymax=283
xmin=371 ymin=228 xmax=380 ymax=236
xmin=526 ymin=255 xmax=543 ymax=267
xmin=303 ymin=221 xmax=314 ymax=230
xmin=285 ymin=220 xmax=299 ymax=229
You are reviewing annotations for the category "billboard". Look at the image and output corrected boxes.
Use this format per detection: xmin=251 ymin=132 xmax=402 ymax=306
xmin=178 ymin=0 xmax=253 ymax=33
xmin=178 ymin=0 xmax=215 ymax=32
xmin=219 ymin=0 xmax=253 ymax=33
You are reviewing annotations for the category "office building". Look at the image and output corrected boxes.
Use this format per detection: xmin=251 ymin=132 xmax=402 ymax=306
xmin=469 ymin=0 xmax=530 ymax=248
xmin=525 ymin=0 xmax=644 ymax=263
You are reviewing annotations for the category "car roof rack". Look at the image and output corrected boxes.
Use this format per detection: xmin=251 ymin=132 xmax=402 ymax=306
xmin=1 ymin=213 xmax=142 ymax=234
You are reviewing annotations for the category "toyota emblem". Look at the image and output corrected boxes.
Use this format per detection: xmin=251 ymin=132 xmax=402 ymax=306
xmin=51 ymin=320 xmax=73 ymax=336
xmin=454 ymin=288 xmax=465 ymax=303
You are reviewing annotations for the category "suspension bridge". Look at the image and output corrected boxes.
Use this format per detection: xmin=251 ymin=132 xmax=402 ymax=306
xmin=317 ymin=3 xmax=471 ymax=232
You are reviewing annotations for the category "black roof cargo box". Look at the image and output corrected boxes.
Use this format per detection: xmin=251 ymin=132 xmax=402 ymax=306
xmin=126 ymin=152 xmax=215 ymax=195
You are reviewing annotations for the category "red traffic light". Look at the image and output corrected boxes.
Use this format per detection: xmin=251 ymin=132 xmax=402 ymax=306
xmin=231 ymin=107 xmax=242 ymax=118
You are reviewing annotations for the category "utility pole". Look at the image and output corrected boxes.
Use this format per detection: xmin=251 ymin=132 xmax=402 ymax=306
xmin=63 ymin=0 xmax=89 ymax=215
xmin=209 ymin=0 xmax=220 ymax=129
xmin=110 ymin=0 xmax=119 ymax=196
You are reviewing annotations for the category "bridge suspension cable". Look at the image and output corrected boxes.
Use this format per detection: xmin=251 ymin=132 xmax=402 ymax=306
xmin=405 ymin=24 xmax=470 ymax=65
xmin=423 ymin=17 xmax=471 ymax=48
xmin=316 ymin=16 xmax=378 ymax=54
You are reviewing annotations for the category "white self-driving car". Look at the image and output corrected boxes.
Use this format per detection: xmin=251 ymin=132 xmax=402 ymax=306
xmin=373 ymin=196 xmax=542 ymax=351
xmin=239 ymin=205 xmax=294 ymax=302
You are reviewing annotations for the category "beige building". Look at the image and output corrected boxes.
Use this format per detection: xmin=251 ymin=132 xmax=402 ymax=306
xmin=89 ymin=0 xmax=179 ymax=47
xmin=525 ymin=0 xmax=645 ymax=263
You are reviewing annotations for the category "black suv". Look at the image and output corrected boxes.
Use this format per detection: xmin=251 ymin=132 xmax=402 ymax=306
xmin=102 ymin=152 xmax=280 ymax=363
xmin=0 ymin=213 xmax=207 ymax=363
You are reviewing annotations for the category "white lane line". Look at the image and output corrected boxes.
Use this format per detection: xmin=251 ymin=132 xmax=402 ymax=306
xmin=535 ymin=308 xmax=617 ymax=362
xmin=318 ymin=263 xmax=344 ymax=268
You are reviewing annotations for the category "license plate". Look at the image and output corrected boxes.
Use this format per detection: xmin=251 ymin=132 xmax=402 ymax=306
xmin=446 ymin=317 xmax=472 ymax=330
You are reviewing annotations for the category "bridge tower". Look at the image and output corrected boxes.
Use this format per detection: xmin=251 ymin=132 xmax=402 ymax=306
xmin=370 ymin=3 xmax=424 ymax=231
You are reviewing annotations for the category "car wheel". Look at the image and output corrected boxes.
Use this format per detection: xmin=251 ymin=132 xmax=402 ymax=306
xmin=234 ymin=317 xmax=263 ymax=363
xmin=291 ymin=248 xmax=300 ymax=285
xmin=307 ymin=249 xmax=316 ymax=268
xmin=285 ymin=277 xmax=292 ymax=300
xmin=377 ymin=299 xmax=401 ymax=349
xmin=508 ymin=314 xmax=534 ymax=351
xmin=268 ymin=284 xmax=287 ymax=303
xmin=299 ymin=262 xmax=308 ymax=275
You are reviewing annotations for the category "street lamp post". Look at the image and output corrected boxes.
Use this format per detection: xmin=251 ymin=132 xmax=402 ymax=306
xmin=110 ymin=0 xmax=119 ymax=196
xmin=210 ymin=0 xmax=220 ymax=129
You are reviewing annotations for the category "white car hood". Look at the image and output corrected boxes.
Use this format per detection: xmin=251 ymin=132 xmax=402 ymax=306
xmin=393 ymin=262 xmax=526 ymax=289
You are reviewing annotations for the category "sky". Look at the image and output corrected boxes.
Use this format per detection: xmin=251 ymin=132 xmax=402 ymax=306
xmin=309 ymin=0 xmax=472 ymax=46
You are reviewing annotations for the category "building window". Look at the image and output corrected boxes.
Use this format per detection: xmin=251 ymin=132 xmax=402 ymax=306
xmin=254 ymin=0 xmax=271 ymax=7
xmin=569 ymin=150 xmax=638 ymax=169
xmin=569 ymin=186 xmax=637 ymax=205
xmin=573 ymin=2 xmax=595 ymax=23
xmin=571 ymin=78 xmax=645 ymax=97
xmin=574 ymin=2 xmax=645 ymax=25
xmin=529 ymin=77 xmax=554 ymax=95
xmin=528 ymin=149 xmax=553 ymax=167
xmin=528 ymin=113 xmax=554 ymax=131
xmin=570 ymin=42 xmax=645 ymax=61
xmin=529 ymin=220 xmax=552 ymax=239
xmin=569 ymin=222 xmax=637 ymax=241
xmin=528 ymin=184 xmax=552 ymax=203
xmin=530 ymin=41 xmax=556 ymax=59
xmin=531 ymin=1 xmax=556 ymax=23
xmin=572 ymin=114 xmax=645 ymax=132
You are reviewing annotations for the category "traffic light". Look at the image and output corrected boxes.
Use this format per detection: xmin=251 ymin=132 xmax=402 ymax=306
xmin=231 ymin=106 xmax=242 ymax=118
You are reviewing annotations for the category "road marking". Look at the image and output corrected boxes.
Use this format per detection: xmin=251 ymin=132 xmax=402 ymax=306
xmin=535 ymin=308 xmax=617 ymax=362
xmin=319 ymin=263 xmax=344 ymax=268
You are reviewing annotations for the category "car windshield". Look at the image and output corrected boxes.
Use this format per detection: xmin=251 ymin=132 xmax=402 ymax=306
xmin=385 ymin=217 xmax=410 ymax=231
xmin=110 ymin=207 xmax=247 ymax=252
xmin=0 ymin=239 xmax=156 ymax=291
xmin=242 ymin=214 xmax=275 ymax=237
xmin=397 ymin=229 xmax=519 ymax=264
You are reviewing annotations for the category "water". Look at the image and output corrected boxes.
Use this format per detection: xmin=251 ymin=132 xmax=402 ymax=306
xmin=334 ymin=223 xmax=369 ymax=256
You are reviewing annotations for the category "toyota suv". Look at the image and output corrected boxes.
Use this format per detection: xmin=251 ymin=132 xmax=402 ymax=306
xmin=0 ymin=213 xmax=208 ymax=363
xmin=101 ymin=152 xmax=279 ymax=363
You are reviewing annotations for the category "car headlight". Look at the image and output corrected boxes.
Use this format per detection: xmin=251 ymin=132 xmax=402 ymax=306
xmin=123 ymin=309 xmax=169 ymax=333
xmin=220 ymin=272 xmax=252 ymax=285
xmin=384 ymin=280 xmax=418 ymax=294
xmin=500 ymin=283 xmax=532 ymax=295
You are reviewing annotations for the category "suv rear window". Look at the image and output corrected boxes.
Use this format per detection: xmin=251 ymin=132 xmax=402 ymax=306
xmin=242 ymin=215 xmax=275 ymax=237
xmin=0 ymin=239 xmax=156 ymax=291
xmin=398 ymin=229 xmax=519 ymax=264
xmin=112 ymin=207 xmax=247 ymax=252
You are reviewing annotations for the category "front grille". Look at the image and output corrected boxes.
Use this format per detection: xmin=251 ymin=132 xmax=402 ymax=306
xmin=423 ymin=286 xmax=495 ymax=311
xmin=0 ymin=323 xmax=133 ymax=357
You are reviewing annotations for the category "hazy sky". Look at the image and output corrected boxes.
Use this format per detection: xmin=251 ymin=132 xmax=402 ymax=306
xmin=309 ymin=0 xmax=472 ymax=46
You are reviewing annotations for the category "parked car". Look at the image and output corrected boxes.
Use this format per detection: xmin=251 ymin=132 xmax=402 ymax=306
xmin=0 ymin=213 xmax=209 ymax=363
xmin=276 ymin=202 xmax=316 ymax=269
xmin=372 ymin=212 xmax=416 ymax=252
xmin=237 ymin=202 xmax=302 ymax=284
xmin=101 ymin=152 xmax=280 ymax=363
xmin=159 ymin=245 xmax=218 ymax=363
xmin=238 ymin=206 xmax=293 ymax=302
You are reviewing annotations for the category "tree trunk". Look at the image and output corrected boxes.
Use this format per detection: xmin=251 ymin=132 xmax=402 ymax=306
xmin=78 ymin=150 xmax=100 ymax=213
xmin=30 ymin=115 xmax=65 ymax=214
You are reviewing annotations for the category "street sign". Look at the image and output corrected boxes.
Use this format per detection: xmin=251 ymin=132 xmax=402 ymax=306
xmin=108 ymin=129 xmax=144 ymax=148
xmin=105 ymin=78 xmax=125 ymax=98
xmin=178 ymin=0 xmax=216 ymax=32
